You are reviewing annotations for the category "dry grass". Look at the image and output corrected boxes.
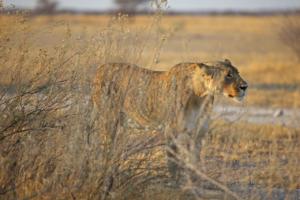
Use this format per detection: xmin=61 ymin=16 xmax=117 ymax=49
xmin=1 ymin=14 xmax=300 ymax=107
xmin=0 ymin=9 xmax=299 ymax=200
xmin=0 ymin=10 xmax=171 ymax=200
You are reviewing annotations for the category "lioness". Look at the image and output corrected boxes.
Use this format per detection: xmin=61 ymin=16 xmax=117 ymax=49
xmin=92 ymin=59 xmax=247 ymax=178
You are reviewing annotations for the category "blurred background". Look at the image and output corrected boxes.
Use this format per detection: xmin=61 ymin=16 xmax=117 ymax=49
xmin=5 ymin=0 xmax=300 ymax=13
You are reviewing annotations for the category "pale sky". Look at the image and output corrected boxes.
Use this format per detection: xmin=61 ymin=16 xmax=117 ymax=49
xmin=6 ymin=0 xmax=300 ymax=11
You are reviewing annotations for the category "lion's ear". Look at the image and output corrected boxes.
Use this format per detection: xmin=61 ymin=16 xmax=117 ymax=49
xmin=198 ymin=63 xmax=217 ymax=78
xmin=224 ymin=59 xmax=232 ymax=65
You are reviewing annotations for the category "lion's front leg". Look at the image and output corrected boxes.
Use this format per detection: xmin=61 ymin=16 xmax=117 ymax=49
xmin=165 ymin=98 xmax=212 ymax=185
xmin=181 ymin=95 xmax=213 ymax=164
xmin=164 ymin=123 xmax=182 ymax=184
xmin=164 ymin=124 xmax=200 ymax=185
xmin=164 ymin=110 xmax=194 ymax=184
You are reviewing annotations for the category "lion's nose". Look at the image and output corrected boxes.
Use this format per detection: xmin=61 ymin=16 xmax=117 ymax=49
xmin=240 ymin=84 xmax=248 ymax=91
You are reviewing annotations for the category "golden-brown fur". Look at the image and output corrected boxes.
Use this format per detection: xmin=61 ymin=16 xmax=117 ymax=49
xmin=92 ymin=60 xmax=247 ymax=130
xmin=92 ymin=60 xmax=247 ymax=179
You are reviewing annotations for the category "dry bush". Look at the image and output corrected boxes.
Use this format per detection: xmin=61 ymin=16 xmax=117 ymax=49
xmin=279 ymin=17 xmax=300 ymax=61
xmin=80 ymin=5 xmax=173 ymax=198
xmin=165 ymin=96 xmax=242 ymax=200
xmin=0 ymin=2 xmax=173 ymax=199
xmin=0 ymin=13 xmax=78 ymax=199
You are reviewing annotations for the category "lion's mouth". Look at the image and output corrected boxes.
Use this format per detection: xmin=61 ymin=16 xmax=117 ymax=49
xmin=228 ymin=93 xmax=245 ymax=98
xmin=226 ymin=91 xmax=246 ymax=103
xmin=233 ymin=96 xmax=244 ymax=103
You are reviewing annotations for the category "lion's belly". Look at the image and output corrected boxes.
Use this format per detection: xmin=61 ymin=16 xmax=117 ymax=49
xmin=123 ymin=84 xmax=171 ymax=128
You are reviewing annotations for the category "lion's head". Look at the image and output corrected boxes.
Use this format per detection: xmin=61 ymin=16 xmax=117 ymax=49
xmin=193 ymin=59 xmax=248 ymax=102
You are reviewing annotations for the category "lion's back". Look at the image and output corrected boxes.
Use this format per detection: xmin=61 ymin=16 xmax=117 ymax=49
xmin=92 ymin=63 xmax=163 ymax=110
xmin=92 ymin=62 xmax=198 ymax=128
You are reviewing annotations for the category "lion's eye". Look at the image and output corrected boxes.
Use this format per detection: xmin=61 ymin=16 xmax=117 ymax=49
xmin=226 ymin=73 xmax=233 ymax=78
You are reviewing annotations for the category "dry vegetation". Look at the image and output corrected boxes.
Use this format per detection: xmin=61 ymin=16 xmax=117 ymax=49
xmin=0 ymin=4 xmax=300 ymax=200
